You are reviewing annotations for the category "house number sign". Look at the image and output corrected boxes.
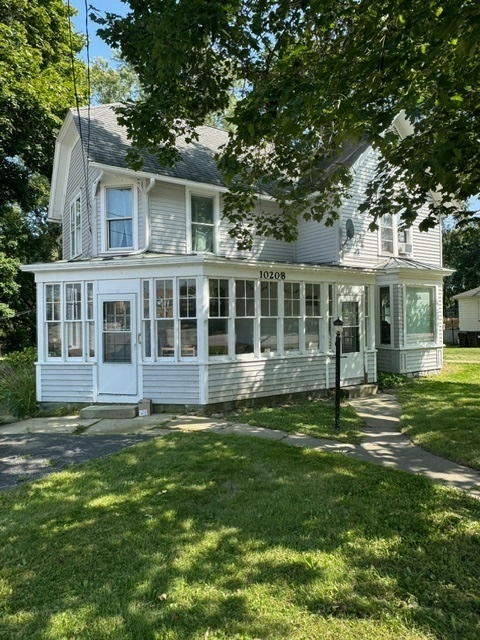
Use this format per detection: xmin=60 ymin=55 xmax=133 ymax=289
xmin=259 ymin=270 xmax=286 ymax=280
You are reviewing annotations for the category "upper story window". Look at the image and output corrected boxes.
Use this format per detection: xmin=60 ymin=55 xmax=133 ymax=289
xmin=380 ymin=214 xmax=412 ymax=257
xmin=106 ymin=187 xmax=133 ymax=250
xmin=70 ymin=194 xmax=82 ymax=258
xmin=189 ymin=192 xmax=218 ymax=253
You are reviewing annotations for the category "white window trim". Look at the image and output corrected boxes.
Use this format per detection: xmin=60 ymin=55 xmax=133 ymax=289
xmin=379 ymin=214 xmax=413 ymax=258
xmin=69 ymin=192 xmax=82 ymax=258
xmin=100 ymin=183 xmax=139 ymax=254
xmin=186 ymin=188 xmax=220 ymax=255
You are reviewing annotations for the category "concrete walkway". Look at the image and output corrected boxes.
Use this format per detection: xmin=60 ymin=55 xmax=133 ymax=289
xmin=1 ymin=394 xmax=479 ymax=497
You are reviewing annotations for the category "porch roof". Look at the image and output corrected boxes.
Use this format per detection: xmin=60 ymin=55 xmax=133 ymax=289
xmin=374 ymin=256 xmax=453 ymax=275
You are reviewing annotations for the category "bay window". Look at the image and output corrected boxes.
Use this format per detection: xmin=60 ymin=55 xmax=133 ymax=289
xmin=379 ymin=287 xmax=391 ymax=345
xmin=406 ymin=286 xmax=435 ymax=343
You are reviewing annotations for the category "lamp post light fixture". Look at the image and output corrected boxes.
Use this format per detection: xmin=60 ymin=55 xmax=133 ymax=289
xmin=333 ymin=317 xmax=344 ymax=432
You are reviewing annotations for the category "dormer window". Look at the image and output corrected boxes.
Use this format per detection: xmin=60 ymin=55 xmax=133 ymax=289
xmin=106 ymin=187 xmax=133 ymax=249
xmin=380 ymin=214 xmax=412 ymax=257
xmin=188 ymin=191 xmax=218 ymax=253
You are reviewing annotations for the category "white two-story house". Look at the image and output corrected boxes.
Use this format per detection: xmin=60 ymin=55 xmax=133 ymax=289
xmin=23 ymin=105 xmax=451 ymax=408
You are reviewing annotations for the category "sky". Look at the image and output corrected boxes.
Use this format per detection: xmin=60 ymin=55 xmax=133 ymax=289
xmin=70 ymin=0 xmax=127 ymax=62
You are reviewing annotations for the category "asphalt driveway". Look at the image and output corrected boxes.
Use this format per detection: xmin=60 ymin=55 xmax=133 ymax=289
xmin=0 ymin=433 xmax=152 ymax=491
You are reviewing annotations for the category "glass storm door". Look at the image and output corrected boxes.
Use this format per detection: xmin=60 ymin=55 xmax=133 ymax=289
xmin=340 ymin=299 xmax=364 ymax=380
xmin=97 ymin=295 xmax=137 ymax=396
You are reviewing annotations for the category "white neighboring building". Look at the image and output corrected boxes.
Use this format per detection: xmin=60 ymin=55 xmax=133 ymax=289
xmin=23 ymin=105 xmax=452 ymax=408
xmin=454 ymin=286 xmax=480 ymax=347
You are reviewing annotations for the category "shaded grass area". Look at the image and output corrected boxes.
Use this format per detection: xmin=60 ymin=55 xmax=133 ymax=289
xmin=226 ymin=398 xmax=364 ymax=444
xmin=1 ymin=433 xmax=479 ymax=640
xmin=397 ymin=362 xmax=480 ymax=470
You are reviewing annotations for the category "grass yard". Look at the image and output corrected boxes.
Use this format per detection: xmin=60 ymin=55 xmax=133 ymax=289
xmin=226 ymin=398 xmax=364 ymax=443
xmin=395 ymin=349 xmax=480 ymax=470
xmin=1 ymin=433 xmax=479 ymax=640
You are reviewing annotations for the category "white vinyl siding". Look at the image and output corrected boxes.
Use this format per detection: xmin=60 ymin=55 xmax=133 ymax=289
xmin=149 ymin=183 xmax=187 ymax=253
xmin=39 ymin=364 xmax=94 ymax=403
xmin=207 ymin=356 xmax=328 ymax=403
xmin=458 ymin=299 xmax=480 ymax=332
xmin=142 ymin=364 xmax=200 ymax=404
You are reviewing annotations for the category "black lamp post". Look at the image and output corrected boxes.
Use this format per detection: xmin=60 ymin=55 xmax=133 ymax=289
xmin=333 ymin=317 xmax=344 ymax=432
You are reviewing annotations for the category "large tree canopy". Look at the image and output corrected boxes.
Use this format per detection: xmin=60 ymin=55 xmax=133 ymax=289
xmin=96 ymin=0 xmax=479 ymax=247
xmin=0 ymin=0 xmax=86 ymax=350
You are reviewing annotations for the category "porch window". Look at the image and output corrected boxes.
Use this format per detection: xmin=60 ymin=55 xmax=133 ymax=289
xmin=178 ymin=278 xmax=197 ymax=357
xmin=191 ymin=194 xmax=215 ymax=253
xmin=142 ymin=280 xmax=152 ymax=359
xmin=86 ymin=282 xmax=95 ymax=358
xmin=260 ymin=281 xmax=278 ymax=354
xmin=235 ymin=279 xmax=255 ymax=355
xmin=284 ymin=282 xmax=301 ymax=352
xmin=45 ymin=284 xmax=62 ymax=358
xmin=208 ymin=278 xmax=230 ymax=356
xmin=65 ymin=283 xmax=82 ymax=358
xmin=305 ymin=283 xmax=322 ymax=350
xmin=406 ymin=286 xmax=434 ymax=343
xmin=70 ymin=195 xmax=82 ymax=258
xmin=106 ymin=187 xmax=133 ymax=249
xmin=379 ymin=287 xmax=391 ymax=345
xmin=156 ymin=279 xmax=175 ymax=358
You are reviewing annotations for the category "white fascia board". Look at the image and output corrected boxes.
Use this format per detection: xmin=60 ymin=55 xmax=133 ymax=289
xmin=89 ymin=162 xmax=276 ymax=201
xmin=21 ymin=254 xmax=377 ymax=285
xmin=48 ymin=111 xmax=80 ymax=222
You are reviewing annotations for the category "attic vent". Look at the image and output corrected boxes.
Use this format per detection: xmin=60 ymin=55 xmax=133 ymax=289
xmin=398 ymin=242 xmax=412 ymax=255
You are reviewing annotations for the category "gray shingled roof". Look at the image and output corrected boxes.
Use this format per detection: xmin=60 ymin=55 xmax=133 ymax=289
xmin=453 ymin=285 xmax=480 ymax=299
xmin=72 ymin=104 xmax=369 ymax=190
xmin=72 ymin=104 xmax=229 ymax=187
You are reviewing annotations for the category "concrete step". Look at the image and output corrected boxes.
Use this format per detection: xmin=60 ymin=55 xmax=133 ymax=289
xmin=80 ymin=404 xmax=138 ymax=419
xmin=341 ymin=384 xmax=378 ymax=399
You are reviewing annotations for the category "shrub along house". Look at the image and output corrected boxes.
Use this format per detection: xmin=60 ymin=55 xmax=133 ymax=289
xmin=23 ymin=105 xmax=451 ymax=408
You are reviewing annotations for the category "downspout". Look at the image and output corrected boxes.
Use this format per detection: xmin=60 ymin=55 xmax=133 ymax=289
xmin=128 ymin=177 xmax=155 ymax=256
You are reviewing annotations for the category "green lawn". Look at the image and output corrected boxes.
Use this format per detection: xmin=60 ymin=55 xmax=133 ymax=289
xmin=444 ymin=346 xmax=480 ymax=363
xmin=396 ymin=352 xmax=480 ymax=470
xmin=1 ymin=433 xmax=479 ymax=640
xmin=226 ymin=398 xmax=364 ymax=444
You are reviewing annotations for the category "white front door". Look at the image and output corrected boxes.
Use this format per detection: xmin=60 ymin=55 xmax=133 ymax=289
xmin=97 ymin=294 xmax=138 ymax=397
xmin=340 ymin=298 xmax=364 ymax=381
